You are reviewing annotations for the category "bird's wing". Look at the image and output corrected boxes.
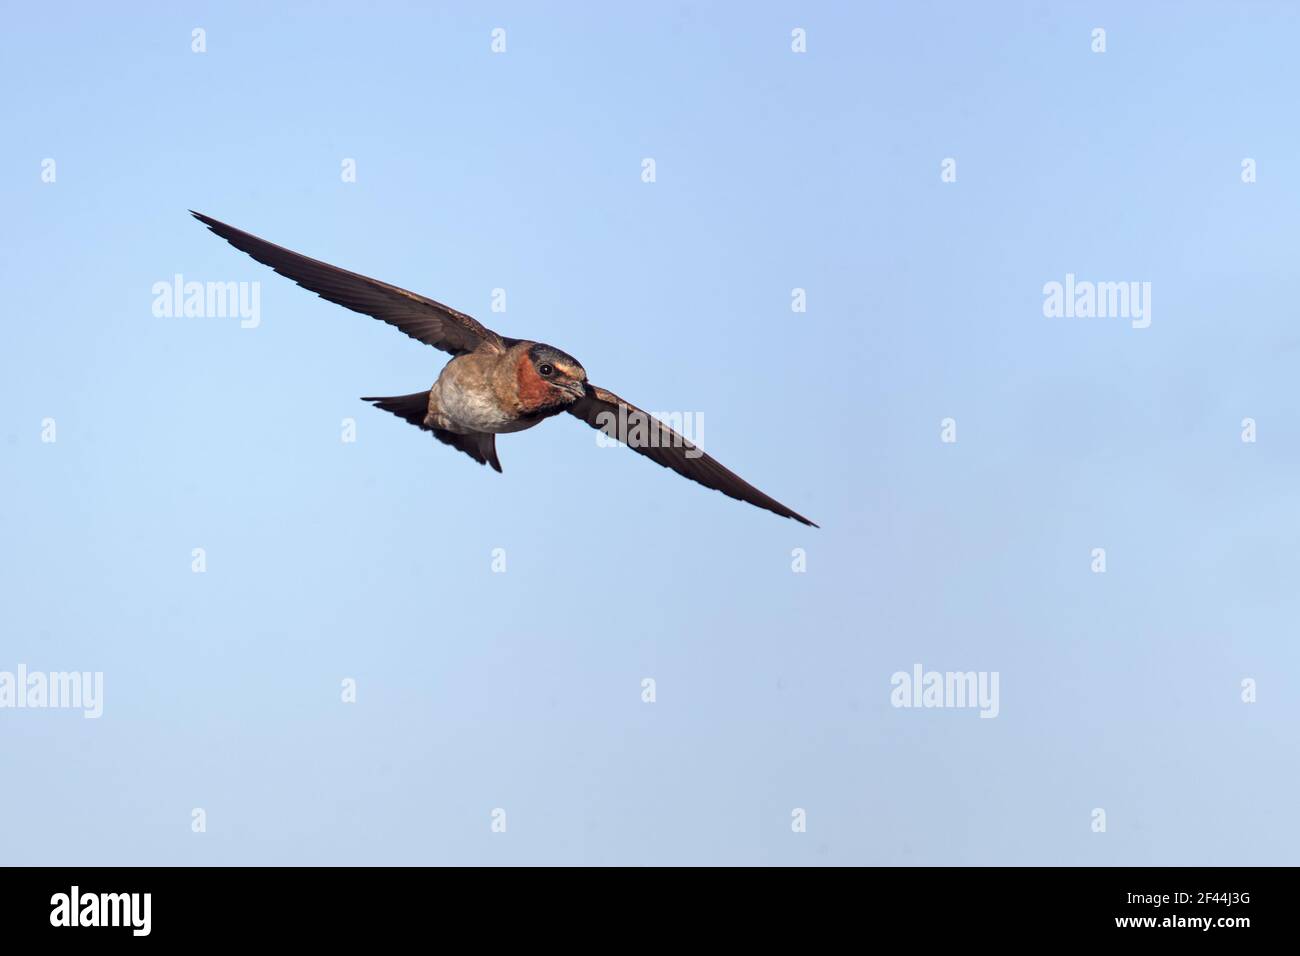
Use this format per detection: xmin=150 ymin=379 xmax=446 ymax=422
xmin=567 ymin=385 xmax=817 ymax=527
xmin=191 ymin=211 xmax=506 ymax=356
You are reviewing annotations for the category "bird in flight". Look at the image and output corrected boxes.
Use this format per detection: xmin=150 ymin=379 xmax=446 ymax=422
xmin=191 ymin=212 xmax=816 ymax=526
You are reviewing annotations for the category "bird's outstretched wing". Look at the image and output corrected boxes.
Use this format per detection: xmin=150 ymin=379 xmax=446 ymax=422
xmin=191 ymin=211 xmax=505 ymax=356
xmin=567 ymin=385 xmax=817 ymax=527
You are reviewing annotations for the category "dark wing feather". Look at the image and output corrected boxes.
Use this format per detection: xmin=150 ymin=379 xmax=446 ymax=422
xmin=191 ymin=211 xmax=504 ymax=356
xmin=429 ymin=429 xmax=502 ymax=473
xmin=567 ymin=385 xmax=817 ymax=527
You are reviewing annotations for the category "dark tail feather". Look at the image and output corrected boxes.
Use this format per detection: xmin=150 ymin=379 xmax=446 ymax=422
xmin=361 ymin=392 xmax=502 ymax=472
xmin=361 ymin=391 xmax=431 ymax=429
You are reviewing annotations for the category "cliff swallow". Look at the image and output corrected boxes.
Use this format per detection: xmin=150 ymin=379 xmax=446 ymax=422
xmin=191 ymin=212 xmax=816 ymax=526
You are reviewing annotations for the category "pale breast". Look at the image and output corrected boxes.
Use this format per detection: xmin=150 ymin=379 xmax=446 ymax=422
xmin=433 ymin=357 xmax=537 ymax=434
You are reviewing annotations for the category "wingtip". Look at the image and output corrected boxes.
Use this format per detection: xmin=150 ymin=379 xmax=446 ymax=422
xmin=189 ymin=210 xmax=221 ymax=229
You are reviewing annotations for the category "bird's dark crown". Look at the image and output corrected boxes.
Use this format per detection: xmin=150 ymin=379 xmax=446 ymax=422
xmin=527 ymin=343 xmax=586 ymax=380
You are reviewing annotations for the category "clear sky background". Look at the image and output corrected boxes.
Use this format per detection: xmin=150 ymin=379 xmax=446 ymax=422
xmin=2 ymin=2 xmax=1298 ymax=865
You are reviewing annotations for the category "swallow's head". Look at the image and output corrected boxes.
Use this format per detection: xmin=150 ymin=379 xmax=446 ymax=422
xmin=516 ymin=342 xmax=587 ymax=410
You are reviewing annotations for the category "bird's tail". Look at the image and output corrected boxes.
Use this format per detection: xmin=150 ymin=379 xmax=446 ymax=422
xmin=361 ymin=391 xmax=502 ymax=471
xmin=360 ymin=391 xmax=431 ymax=429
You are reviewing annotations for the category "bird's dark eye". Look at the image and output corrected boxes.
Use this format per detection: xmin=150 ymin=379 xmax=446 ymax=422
xmin=538 ymin=363 xmax=554 ymax=376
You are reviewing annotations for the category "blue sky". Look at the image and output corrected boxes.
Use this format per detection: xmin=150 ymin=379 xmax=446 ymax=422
xmin=1 ymin=1 xmax=1297 ymax=865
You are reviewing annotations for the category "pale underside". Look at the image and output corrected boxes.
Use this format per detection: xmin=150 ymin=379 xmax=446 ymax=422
xmin=427 ymin=354 xmax=544 ymax=434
